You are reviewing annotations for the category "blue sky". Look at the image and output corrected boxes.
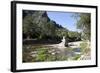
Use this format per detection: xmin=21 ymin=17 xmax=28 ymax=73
xmin=47 ymin=11 xmax=78 ymax=31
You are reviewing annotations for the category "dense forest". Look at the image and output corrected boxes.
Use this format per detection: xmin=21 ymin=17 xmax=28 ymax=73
xmin=23 ymin=10 xmax=81 ymax=43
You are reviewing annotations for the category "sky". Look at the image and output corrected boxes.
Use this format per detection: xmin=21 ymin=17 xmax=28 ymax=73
xmin=47 ymin=11 xmax=79 ymax=31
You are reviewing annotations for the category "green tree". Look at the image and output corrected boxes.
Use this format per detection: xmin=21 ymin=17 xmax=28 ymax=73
xmin=74 ymin=13 xmax=91 ymax=40
xmin=68 ymin=31 xmax=81 ymax=42
xmin=23 ymin=15 xmax=43 ymax=39
xmin=23 ymin=10 xmax=68 ymax=41
xmin=23 ymin=15 xmax=35 ymax=39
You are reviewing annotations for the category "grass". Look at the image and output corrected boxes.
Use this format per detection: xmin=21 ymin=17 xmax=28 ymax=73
xmin=73 ymin=54 xmax=81 ymax=60
xmin=80 ymin=42 xmax=87 ymax=52
xmin=79 ymin=41 xmax=90 ymax=55
xmin=23 ymin=45 xmax=69 ymax=62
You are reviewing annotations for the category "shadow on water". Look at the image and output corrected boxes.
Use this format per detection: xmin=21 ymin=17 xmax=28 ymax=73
xmin=23 ymin=39 xmax=61 ymax=45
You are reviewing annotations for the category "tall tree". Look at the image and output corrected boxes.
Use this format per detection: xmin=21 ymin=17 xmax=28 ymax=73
xmin=74 ymin=13 xmax=91 ymax=40
xmin=23 ymin=15 xmax=41 ymax=39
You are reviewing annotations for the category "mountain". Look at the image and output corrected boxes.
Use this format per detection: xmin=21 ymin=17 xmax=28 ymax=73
xmin=23 ymin=10 xmax=64 ymax=28
xmin=23 ymin=10 xmax=68 ymax=40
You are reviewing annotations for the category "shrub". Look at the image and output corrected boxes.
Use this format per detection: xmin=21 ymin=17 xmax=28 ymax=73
xmin=80 ymin=42 xmax=88 ymax=53
xmin=36 ymin=48 xmax=48 ymax=61
xmin=73 ymin=54 xmax=81 ymax=60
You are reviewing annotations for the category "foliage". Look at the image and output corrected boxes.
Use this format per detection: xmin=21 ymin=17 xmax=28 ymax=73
xmin=23 ymin=15 xmax=41 ymax=39
xmin=23 ymin=10 xmax=69 ymax=42
xmin=36 ymin=48 xmax=48 ymax=61
xmin=23 ymin=10 xmax=82 ymax=43
xmin=80 ymin=42 xmax=88 ymax=53
xmin=67 ymin=31 xmax=81 ymax=42
xmin=22 ymin=45 xmax=34 ymax=62
xmin=73 ymin=54 xmax=81 ymax=60
xmin=23 ymin=45 xmax=69 ymax=62
xmin=74 ymin=13 xmax=91 ymax=40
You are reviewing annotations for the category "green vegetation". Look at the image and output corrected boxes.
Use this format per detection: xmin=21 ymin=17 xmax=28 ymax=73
xmin=73 ymin=54 xmax=81 ymax=60
xmin=74 ymin=13 xmax=91 ymax=40
xmin=80 ymin=42 xmax=88 ymax=52
xmin=23 ymin=10 xmax=81 ymax=43
xmin=67 ymin=31 xmax=81 ymax=42
xmin=36 ymin=48 xmax=48 ymax=61
xmin=23 ymin=45 xmax=33 ymax=62
xmin=23 ymin=45 xmax=68 ymax=62
xmin=23 ymin=11 xmax=65 ymax=40
xmin=79 ymin=41 xmax=90 ymax=56
xmin=22 ymin=11 xmax=91 ymax=62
